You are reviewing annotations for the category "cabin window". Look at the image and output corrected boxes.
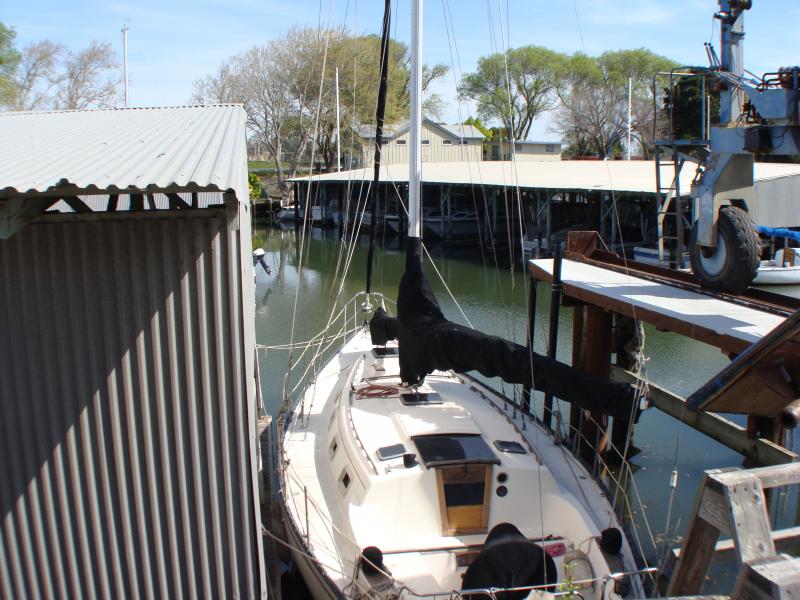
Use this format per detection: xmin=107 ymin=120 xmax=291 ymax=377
xmin=461 ymin=139 xmax=469 ymax=145
xmin=412 ymin=434 xmax=499 ymax=468
xmin=421 ymin=139 xmax=431 ymax=145
xmin=396 ymin=139 xmax=407 ymax=145
xmin=442 ymin=139 xmax=453 ymax=145
xmin=494 ymin=440 xmax=527 ymax=454
xmin=376 ymin=443 xmax=406 ymax=461
xmin=339 ymin=469 xmax=351 ymax=495
xmin=436 ymin=464 xmax=492 ymax=535
xmin=401 ymin=392 xmax=441 ymax=406
xmin=330 ymin=437 xmax=339 ymax=459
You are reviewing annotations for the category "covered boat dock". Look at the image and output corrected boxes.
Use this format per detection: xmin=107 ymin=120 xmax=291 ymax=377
xmin=291 ymin=160 xmax=800 ymax=254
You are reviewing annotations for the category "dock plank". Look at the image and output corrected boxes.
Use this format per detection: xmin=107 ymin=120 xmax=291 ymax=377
xmin=530 ymin=258 xmax=785 ymax=354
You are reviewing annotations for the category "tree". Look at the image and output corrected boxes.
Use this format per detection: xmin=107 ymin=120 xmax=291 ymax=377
xmin=0 ymin=22 xmax=21 ymax=108
xmin=248 ymin=173 xmax=262 ymax=199
xmin=554 ymin=49 xmax=677 ymax=158
xmin=191 ymin=27 xmax=448 ymax=189
xmin=458 ymin=45 xmax=566 ymax=141
xmin=56 ymin=41 xmax=121 ymax=110
xmin=14 ymin=40 xmax=64 ymax=110
xmin=190 ymin=58 xmax=242 ymax=104
xmin=463 ymin=116 xmax=491 ymax=139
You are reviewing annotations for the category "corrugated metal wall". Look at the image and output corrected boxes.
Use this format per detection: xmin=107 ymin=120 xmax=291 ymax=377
xmin=0 ymin=211 xmax=266 ymax=599
xmin=753 ymin=174 xmax=800 ymax=228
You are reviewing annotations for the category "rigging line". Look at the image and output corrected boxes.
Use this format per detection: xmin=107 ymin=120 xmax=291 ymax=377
xmin=388 ymin=179 xmax=476 ymax=329
xmin=283 ymin=0 xmax=336 ymax=395
xmin=365 ymin=0 xmax=392 ymax=295
xmin=572 ymin=0 xmax=586 ymax=54
xmin=495 ymin=0 xmax=528 ymax=347
xmin=439 ymin=0 xmax=493 ymax=270
xmin=304 ymin=191 xmax=376 ymax=399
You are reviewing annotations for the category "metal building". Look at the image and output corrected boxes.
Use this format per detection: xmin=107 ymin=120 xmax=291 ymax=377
xmin=0 ymin=106 xmax=267 ymax=598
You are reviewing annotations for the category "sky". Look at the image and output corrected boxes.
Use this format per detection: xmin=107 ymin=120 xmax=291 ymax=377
xmin=5 ymin=0 xmax=800 ymax=139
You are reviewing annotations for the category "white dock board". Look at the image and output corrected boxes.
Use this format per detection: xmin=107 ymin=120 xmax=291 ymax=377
xmin=531 ymin=258 xmax=785 ymax=345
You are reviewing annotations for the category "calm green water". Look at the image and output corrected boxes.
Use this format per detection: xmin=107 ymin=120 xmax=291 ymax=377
xmin=254 ymin=224 xmax=798 ymax=590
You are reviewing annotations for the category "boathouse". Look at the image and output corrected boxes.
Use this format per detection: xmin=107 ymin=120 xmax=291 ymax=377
xmin=292 ymin=160 xmax=800 ymax=250
xmin=0 ymin=106 xmax=267 ymax=598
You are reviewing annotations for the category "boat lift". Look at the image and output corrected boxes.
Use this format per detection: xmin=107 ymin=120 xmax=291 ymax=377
xmin=654 ymin=0 xmax=800 ymax=294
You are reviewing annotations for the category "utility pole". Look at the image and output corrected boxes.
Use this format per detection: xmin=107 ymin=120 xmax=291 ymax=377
xmin=122 ymin=25 xmax=129 ymax=108
xmin=335 ymin=67 xmax=341 ymax=171
xmin=626 ymin=77 xmax=632 ymax=160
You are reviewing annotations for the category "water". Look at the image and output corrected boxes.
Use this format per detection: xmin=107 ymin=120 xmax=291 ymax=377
xmin=254 ymin=224 xmax=799 ymax=592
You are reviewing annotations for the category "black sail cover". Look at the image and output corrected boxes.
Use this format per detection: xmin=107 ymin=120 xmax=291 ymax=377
xmin=369 ymin=237 xmax=639 ymax=423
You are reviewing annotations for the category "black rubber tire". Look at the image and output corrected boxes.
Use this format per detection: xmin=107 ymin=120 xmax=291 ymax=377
xmin=689 ymin=205 xmax=760 ymax=294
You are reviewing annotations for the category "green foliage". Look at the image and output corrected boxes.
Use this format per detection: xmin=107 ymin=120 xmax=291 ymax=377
xmin=463 ymin=116 xmax=491 ymax=139
xmin=248 ymin=172 xmax=262 ymax=199
xmin=555 ymin=48 xmax=678 ymax=158
xmin=667 ymin=74 xmax=719 ymax=142
xmin=0 ymin=22 xmax=21 ymax=107
xmin=458 ymin=45 xmax=567 ymax=140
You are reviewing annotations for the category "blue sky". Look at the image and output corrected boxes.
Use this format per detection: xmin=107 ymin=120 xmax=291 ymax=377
xmin=5 ymin=0 xmax=800 ymax=138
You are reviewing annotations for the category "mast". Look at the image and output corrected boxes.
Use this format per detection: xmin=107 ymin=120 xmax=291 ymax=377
xmin=364 ymin=0 xmax=392 ymax=294
xmin=408 ymin=0 xmax=422 ymax=238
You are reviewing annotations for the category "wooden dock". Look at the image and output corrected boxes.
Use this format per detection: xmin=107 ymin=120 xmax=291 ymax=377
xmin=527 ymin=231 xmax=799 ymax=465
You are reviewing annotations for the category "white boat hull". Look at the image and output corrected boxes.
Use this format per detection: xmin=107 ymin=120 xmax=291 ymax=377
xmin=754 ymin=264 xmax=800 ymax=285
xmin=279 ymin=319 xmax=646 ymax=599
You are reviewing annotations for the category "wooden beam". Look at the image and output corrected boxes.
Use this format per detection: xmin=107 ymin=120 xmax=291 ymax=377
xmin=667 ymin=472 xmax=724 ymax=596
xmin=611 ymin=367 xmax=797 ymax=466
xmin=0 ymin=197 xmax=53 ymax=238
xmin=717 ymin=471 xmax=775 ymax=564
xmin=166 ymin=193 xmax=191 ymax=210
xmin=733 ymin=556 xmax=800 ymax=600
xmin=61 ymin=195 xmax=91 ymax=213
xmin=664 ymin=526 xmax=800 ymax=579
xmin=746 ymin=463 xmax=800 ymax=489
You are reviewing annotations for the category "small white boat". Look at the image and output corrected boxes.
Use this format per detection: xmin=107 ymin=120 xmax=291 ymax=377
xmin=422 ymin=208 xmax=479 ymax=239
xmin=279 ymin=205 xmax=301 ymax=221
xmin=754 ymin=248 xmax=800 ymax=285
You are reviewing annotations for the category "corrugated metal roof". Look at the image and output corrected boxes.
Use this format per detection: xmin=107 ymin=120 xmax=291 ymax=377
xmin=292 ymin=159 xmax=800 ymax=195
xmin=0 ymin=105 xmax=248 ymax=198
xmin=357 ymin=118 xmax=486 ymax=140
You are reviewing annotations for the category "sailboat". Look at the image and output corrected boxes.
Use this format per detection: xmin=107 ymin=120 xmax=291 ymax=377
xmin=278 ymin=1 xmax=650 ymax=597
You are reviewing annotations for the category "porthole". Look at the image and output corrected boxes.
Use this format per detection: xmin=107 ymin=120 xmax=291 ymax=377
xmin=329 ymin=437 xmax=339 ymax=459
xmin=496 ymin=485 xmax=508 ymax=497
xmin=342 ymin=472 xmax=351 ymax=488
xmin=497 ymin=472 xmax=508 ymax=483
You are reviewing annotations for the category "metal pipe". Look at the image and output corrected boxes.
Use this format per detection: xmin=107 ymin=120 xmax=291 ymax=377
xmin=627 ymin=77 xmax=632 ymax=160
xmin=779 ymin=400 xmax=800 ymax=430
xmin=522 ymin=278 xmax=537 ymax=414
xmin=121 ymin=25 xmax=129 ymax=107
xmin=304 ymin=485 xmax=310 ymax=547
xmin=335 ymin=67 xmax=341 ymax=171
xmin=408 ymin=0 xmax=423 ymax=238
xmin=543 ymin=245 xmax=563 ymax=428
